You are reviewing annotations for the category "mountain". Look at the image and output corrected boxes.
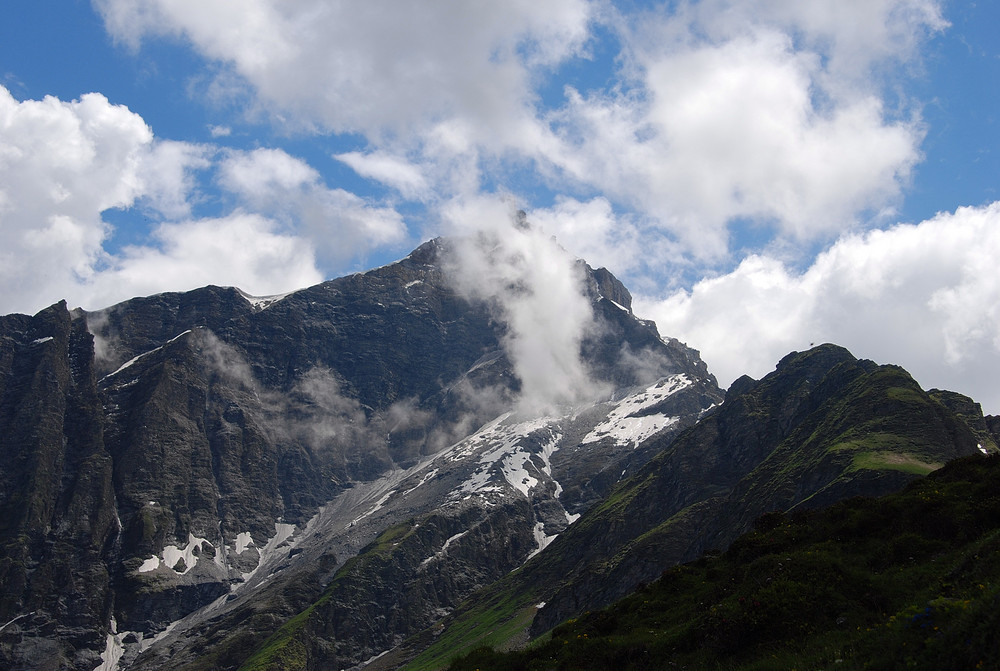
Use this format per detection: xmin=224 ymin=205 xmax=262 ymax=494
xmin=0 ymin=233 xmax=995 ymax=671
xmin=448 ymin=452 xmax=1000 ymax=670
xmin=393 ymin=344 xmax=995 ymax=670
xmin=0 ymin=236 xmax=720 ymax=670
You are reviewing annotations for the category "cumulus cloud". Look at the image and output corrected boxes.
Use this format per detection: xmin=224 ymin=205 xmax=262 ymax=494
xmin=218 ymin=148 xmax=408 ymax=267
xmin=443 ymin=197 xmax=606 ymax=415
xmin=543 ymin=5 xmax=933 ymax=260
xmin=0 ymin=86 xmax=316 ymax=313
xmin=526 ymin=196 xmax=643 ymax=279
xmin=0 ymin=86 xmax=189 ymax=313
xmin=94 ymin=0 xmax=592 ymax=141
xmin=91 ymin=0 xmax=944 ymax=267
xmin=0 ymin=85 xmax=411 ymax=314
xmin=637 ymin=202 xmax=1000 ymax=413
xmin=334 ymin=151 xmax=430 ymax=200
xmin=83 ymin=214 xmax=322 ymax=308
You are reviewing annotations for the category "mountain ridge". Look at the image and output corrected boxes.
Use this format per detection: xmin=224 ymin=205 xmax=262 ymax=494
xmin=393 ymin=344 xmax=994 ymax=670
xmin=0 ymin=235 xmax=722 ymax=670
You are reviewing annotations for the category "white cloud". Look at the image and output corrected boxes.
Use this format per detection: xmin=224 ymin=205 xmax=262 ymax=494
xmin=218 ymin=148 xmax=408 ymax=267
xmin=543 ymin=8 xmax=931 ymax=260
xmin=334 ymin=151 xmax=429 ymax=200
xmin=0 ymin=87 xmax=393 ymax=315
xmin=84 ymin=214 xmax=323 ymax=308
xmin=526 ymin=196 xmax=643 ymax=277
xmin=0 ymin=86 xmax=151 ymax=313
xmin=92 ymin=0 xmax=945 ymax=269
xmin=638 ymin=202 xmax=1000 ymax=413
xmin=442 ymin=196 xmax=606 ymax=414
xmin=94 ymin=0 xmax=592 ymax=141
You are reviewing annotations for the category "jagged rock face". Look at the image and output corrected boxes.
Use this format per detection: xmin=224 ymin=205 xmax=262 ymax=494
xmin=0 ymin=238 xmax=720 ymax=670
xmin=0 ymin=303 xmax=116 ymax=671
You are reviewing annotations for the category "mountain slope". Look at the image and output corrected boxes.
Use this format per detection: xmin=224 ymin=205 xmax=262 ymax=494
xmin=450 ymin=453 xmax=1000 ymax=670
xmin=398 ymin=344 xmax=993 ymax=669
xmin=0 ymin=237 xmax=721 ymax=670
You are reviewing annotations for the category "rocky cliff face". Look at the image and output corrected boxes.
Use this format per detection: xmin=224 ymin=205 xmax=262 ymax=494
xmin=0 ymin=237 xmax=721 ymax=670
xmin=0 ymin=303 xmax=117 ymax=670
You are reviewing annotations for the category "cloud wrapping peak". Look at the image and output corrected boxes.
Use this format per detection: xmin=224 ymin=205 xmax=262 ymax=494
xmin=444 ymin=199 xmax=603 ymax=415
xmin=13 ymin=0 xmax=995 ymax=422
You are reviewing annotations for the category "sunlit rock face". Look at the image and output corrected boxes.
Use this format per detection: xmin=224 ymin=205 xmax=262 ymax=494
xmin=0 ymin=237 xmax=721 ymax=670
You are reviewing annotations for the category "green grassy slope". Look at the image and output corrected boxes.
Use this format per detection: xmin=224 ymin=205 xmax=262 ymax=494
xmin=450 ymin=454 xmax=1000 ymax=670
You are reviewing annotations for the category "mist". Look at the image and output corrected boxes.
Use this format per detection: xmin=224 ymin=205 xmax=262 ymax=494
xmin=443 ymin=201 xmax=606 ymax=416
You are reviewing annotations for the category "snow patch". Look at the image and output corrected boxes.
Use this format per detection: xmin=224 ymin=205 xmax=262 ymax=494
xmin=455 ymin=415 xmax=558 ymax=498
xmin=238 ymin=522 xmax=298 ymax=585
xmin=101 ymin=330 xmax=192 ymax=381
xmin=141 ymin=619 xmax=181 ymax=652
xmin=31 ymin=336 xmax=54 ymax=345
xmin=581 ymin=374 xmax=690 ymax=447
xmin=526 ymin=521 xmax=557 ymax=560
xmin=161 ymin=533 xmax=213 ymax=574
xmin=601 ymin=296 xmax=629 ymax=313
xmin=137 ymin=556 xmax=159 ymax=573
xmin=138 ymin=532 xmax=216 ymax=574
xmin=93 ymin=617 xmax=123 ymax=671
xmin=979 ymin=443 xmax=988 ymax=455
xmin=349 ymin=489 xmax=397 ymax=527
xmin=399 ymin=468 xmax=438 ymax=498
xmin=235 ymin=531 xmax=255 ymax=555
xmin=238 ymin=288 xmax=291 ymax=311
xmin=420 ymin=530 xmax=469 ymax=567
xmin=0 ymin=612 xmax=33 ymax=634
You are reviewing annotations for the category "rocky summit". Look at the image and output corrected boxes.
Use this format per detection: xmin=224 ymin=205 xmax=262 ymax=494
xmin=0 ymin=237 xmax=720 ymax=670
xmin=0 ymin=237 xmax=995 ymax=671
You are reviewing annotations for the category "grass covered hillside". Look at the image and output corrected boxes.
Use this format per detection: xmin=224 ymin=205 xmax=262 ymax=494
xmin=450 ymin=454 xmax=1000 ymax=670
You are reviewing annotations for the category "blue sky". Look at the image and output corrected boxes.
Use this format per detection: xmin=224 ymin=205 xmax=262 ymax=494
xmin=2 ymin=1 xmax=1000 ymax=412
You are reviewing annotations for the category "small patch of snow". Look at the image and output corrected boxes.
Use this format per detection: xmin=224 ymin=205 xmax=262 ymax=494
xmin=31 ymin=336 xmax=54 ymax=345
xmin=0 ymin=612 xmax=33 ymax=634
xmin=141 ymin=619 xmax=180 ymax=652
xmin=238 ymin=289 xmax=291 ymax=311
xmin=137 ymin=556 xmax=159 ymax=573
xmin=526 ymin=522 xmax=557 ymax=560
xmin=348 ymin=489 xmax=397 ymax=527
xmin=93 ymin=617 xmax=124 ymax=671
xmin=141 ymin=533 xmax=214 ymax=574
xmin=978 ymin=443 xmax=988 ymax=455
xmin=536 ymin=601 xmax=547 ymax=609
xmin=101 ymin=330 xmax=192 ymax=381
xmin=421 ymin=530 xmax=469 ymax=567
xmin=601 ymin=296 xmax=629 ymax=313
xmin=581 ymin=374 xmax=690 ymax=448
xmin=235 ymin=531 xmax=255 ymax=555
xmin=399 ymin=468 xmax=438 ymax=498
